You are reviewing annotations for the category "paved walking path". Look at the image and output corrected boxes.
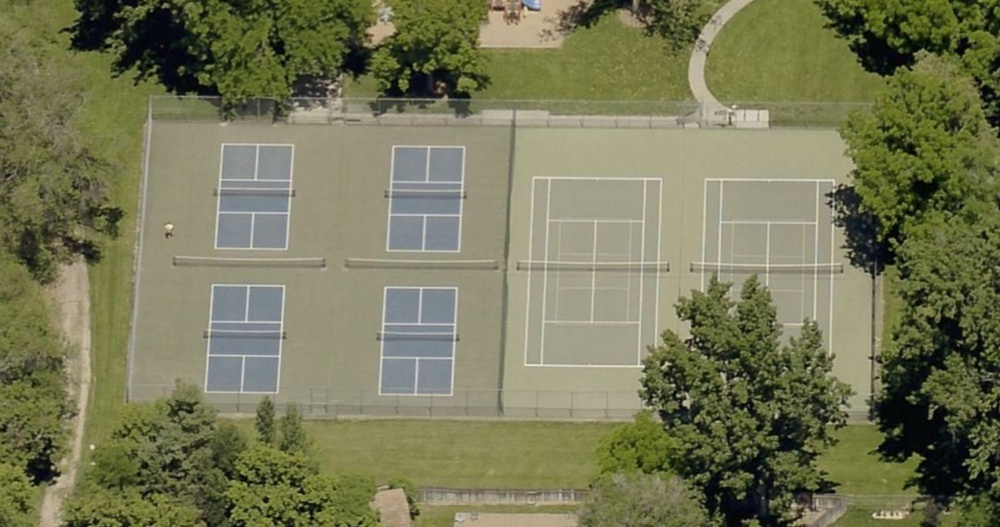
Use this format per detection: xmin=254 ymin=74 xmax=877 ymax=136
xmin=688 ymin=0 xmax=756 ymax=123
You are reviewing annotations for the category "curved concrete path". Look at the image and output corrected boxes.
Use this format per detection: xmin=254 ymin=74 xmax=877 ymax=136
xmin=688 ymin=0 xmax=756 ymax=123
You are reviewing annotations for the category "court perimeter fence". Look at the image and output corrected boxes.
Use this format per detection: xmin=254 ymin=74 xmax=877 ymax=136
xmin=148 ymin=95 xmax=872 ymax=129
xmin=128 ymin=384 xmax=874 ymax=421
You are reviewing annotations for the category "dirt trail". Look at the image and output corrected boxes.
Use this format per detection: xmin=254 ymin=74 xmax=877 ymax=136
xmin=39 ymin=260 xmax=92 ymax=527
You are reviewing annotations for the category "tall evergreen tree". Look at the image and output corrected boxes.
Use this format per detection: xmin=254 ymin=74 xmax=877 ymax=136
xmin=255 ymin=396 xmax=276 ymax=445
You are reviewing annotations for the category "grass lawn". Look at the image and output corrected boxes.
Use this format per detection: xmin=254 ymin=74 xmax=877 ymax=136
xmin=415 ymin=505 xmax=578 ymax=527
xmin=230 ymin=419 xmax=615 ymax=489
xmin=819 ymin=426 xmax=918 ymax=495
xmin=705 ymin=0 xmax=885 ymax=102
xmin=833 ymin=508 xmax=959 ymax=527
xmin=346 ymin=14 xmax=691 ymax=101
xmin=1 ymin=0 xmax=163 ymax=455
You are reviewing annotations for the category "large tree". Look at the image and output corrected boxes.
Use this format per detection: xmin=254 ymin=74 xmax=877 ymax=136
xmin=815 ymin=0 xmax=1000 ymax=127
xmin=64 ymin=489 xmax=205 ymax=527
xmin=641 ymin=276 xmax=851 ymax=527
xmin=0 ymin=463 xmax=33 ymax=527
xmin=578 ymin=472 xmax=712 ymax=527
xmin=71 ymin=0 xmax=373 ymax=103
xmin=0 ymin=22 xmax=119 ymax=282
xmin=89 ymin=384 xmax=247 ymax=526
xmin=226 ymin=445 xmax=378 ymax=527
xmin=876 ymin=207 xmax=1000 ymax=505
xmin=0 ymin=257 xmax=72 ymax=482
xmin=370 ymin=0 xmax=490 ymax=97
xmin=839 ymin=53 xmax=1000 ymax=253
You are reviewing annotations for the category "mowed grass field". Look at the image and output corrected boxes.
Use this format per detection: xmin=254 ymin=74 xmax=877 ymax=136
xmin=347 ymin=14 xmax=692 ymax=101
xmin=227 ymin=419 xmax=921 ymax=493
xmin=704 ymin=0 xmax=885 ymax=102
xmin=232 ymin=419 xmax=614 ymax=488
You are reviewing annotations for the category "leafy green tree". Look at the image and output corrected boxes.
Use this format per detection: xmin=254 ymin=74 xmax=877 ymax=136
xmin=567 ymin=0 xmax=719 ymax=51
xmin=876 ymin=207 xmax=1000 ymax=503
xmin=815 ymin=0 xmax=1000 ymax=127
xmin=641 ymin=276 xmax=851 ymax=526
xmin=597 ymin=410 xmax=678 ymax=475
xmin=0 ymin=463 xmax=33 ymax=527
xmin=90 ymin=384 xmax=246 ymax=526
xmin=370 ymin=0 xmax=490 ymax=97
xmin=64 ymin=489 xmax=205 ymax=527
xmin=0 ymin=22 xmax=119 ymax=281
xmin=839 ymin=53 xmax=1000 ymax=252
xmin=226 ymin=445 xmax=378 ymax=527
xmin=70 ymin=0 xmax=373 ymax=103
xmin=578 ymin=472 xmax=711 ymax=527
xmin=255 ymin=396 xmax=276 ymax=445
xmin=0 ymin=258 xmax=72 ymax=482
xmin=279 ymin=403 xmax=310 ymax=455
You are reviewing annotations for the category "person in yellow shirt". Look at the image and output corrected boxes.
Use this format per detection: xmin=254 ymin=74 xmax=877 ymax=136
xmin=164 ymin=221 xmax=174 ymax=239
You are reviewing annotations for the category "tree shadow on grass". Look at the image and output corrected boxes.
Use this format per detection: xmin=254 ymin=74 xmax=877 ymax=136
xmin=827 ymin=184 xmax=891 ymax=276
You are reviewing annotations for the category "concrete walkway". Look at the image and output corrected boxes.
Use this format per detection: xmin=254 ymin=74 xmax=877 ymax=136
xmin=688 ymin=0 xmax=756 ymax=123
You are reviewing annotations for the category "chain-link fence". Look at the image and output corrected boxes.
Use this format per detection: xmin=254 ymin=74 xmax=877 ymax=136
xmin=128 ymin=384 xmax=643 ymax=420
xmin=129 ymin=383 xmax=874 ymax=421
xmin=148 ymin=95 xmax=870 ymax=129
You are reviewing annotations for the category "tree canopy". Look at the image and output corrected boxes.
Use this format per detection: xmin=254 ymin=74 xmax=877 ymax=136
xmin=0 ymin=257 xmax=72 ymax=482
xmin=578 ymin=472 xmax=712 ymax=527
xmin=0 ymin=23 xmax=119 ymax=281
xmin=370 ymin=0 xmax=490 ymax=97
xmin=839 ymin=53 xmax=999 ymax=254
xmin=0 ymin=462 xmax=33 ymax=527
xmin=597 ymin=410 xmax=678 ymax=476
xmin=815 ymin=0 xmax=1000 ymax=127
xmin=641 ymin=276 xmax=851 ymax=526
xmin=876 ymin=208 xmax=1000 ymax=503
xmin=226 ymin=445 xmax=378 ymax=527
xmin=64 ymin=489 xmax=205 ymax=527
xmin=88 ymin=384 xmax=246 ymax=526
xmin=71 ymin=0 xmax=373 ymax=103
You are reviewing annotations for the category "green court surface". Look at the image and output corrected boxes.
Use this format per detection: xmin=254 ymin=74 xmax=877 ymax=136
xmin=129 ymin=117 xmax=873 ymax=418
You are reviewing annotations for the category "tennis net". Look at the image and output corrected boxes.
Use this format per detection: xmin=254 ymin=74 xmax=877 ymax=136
xmin=204 ymin=329 xmax=286 ymax=339
xmin=516 ymin=261 xmax=670 ymax=272
xmin=384 ymin=189 xmax=467 ymax=199
xmin=689 ymin=262 xmax=843 ymax=274
xmin=377 ymin=331 xmax=459 ymax=342
xmin=173 ymin=256 xmax=326 ymax=268
xmin=214 ymin=187 xmax=296 ymax=197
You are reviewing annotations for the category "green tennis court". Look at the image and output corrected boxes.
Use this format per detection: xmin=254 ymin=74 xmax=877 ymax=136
xmin=128 ymin=115 xmax=873 ymax=419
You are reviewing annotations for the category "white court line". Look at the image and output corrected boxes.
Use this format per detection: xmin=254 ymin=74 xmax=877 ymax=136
xmin=590 ymin=221 xmax=598 ymax=322
xmin=544 ymin=320 xmax=640 ymax=326
xmin=626 ymin=222 xmax=634 ymax=320
xmin=550 ymin=218 xmax=645 ymax=224
xmin=637 ymin=181 xmax=647 ymax=366
xmin=718 ymin=181 xmax=725 ymax=282
xmin=455 ymin=147 xmax=466 ymax=254
xmin=722 ymin=220 xmax=817 ymax=226
xmin=827 ymin=182 xmax=836 ymax=355
xmin=280 ymin=145 xmax=295 ymax=251
xmin=538 ymin=179 xmax=552 ymax=365
xmin=553 ymin=222 xmax=563 ymax=321
xmin=274 ymin=285 xmax=286 ymax=394
xmin=765 ymin=223 xmax=771 ymax=286
xmin=706 ymin=178 xmax=838 ymax=183
xmin=813 ymin=181 xmax=820 ymax=321
xmin=700 ymin=179 xmax=708 ymax=290
xmin=655 ymin=179 xmax=663 ymax=353
xmin=523 ymin=180 xmax=538 ymax=366
xmin=527 ymin=363 xmax=644 ymax=369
